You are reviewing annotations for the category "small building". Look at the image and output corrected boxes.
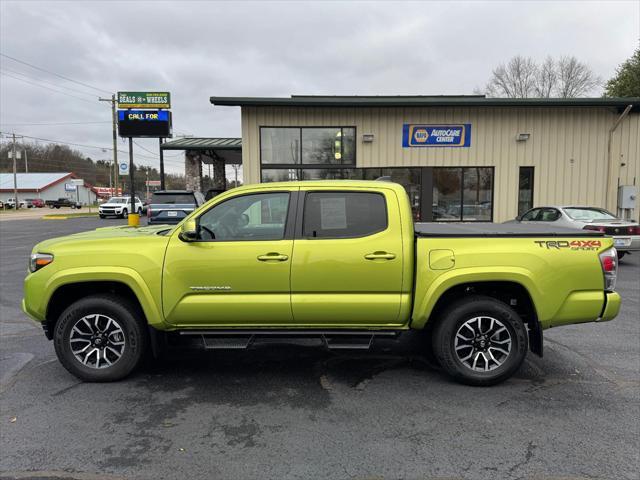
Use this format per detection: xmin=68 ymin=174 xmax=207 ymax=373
xmin=0 ymin=172 xmax=98 ymax=205
xmin=209 ymin=95 xmax=640 ymax=223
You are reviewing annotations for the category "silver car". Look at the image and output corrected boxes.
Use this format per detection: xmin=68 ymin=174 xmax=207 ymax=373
xmin=506 ymin=206 xmax=640 ymax=259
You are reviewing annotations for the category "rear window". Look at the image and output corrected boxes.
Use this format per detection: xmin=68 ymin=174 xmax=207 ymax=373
xmin=302 ymin=192 xmax=387 ymax=238
xmin=151 ymin=193 xmax=195 ymax=205
xmin=564 ymin=207 xmax=617 ymax=221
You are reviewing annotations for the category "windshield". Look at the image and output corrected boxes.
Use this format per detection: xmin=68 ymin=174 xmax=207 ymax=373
xmin=564 ymin=207 xmax=618 ymax=221
xmin=106 ymin=197 xmax=127 ymax=204
xmin=151 ymin=193 xmax=194 ymax=205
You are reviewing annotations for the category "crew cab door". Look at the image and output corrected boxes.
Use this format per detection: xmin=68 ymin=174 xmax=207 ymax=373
xmin=162 ymin=189 xmax=297 ymax=327
xmin=290 ymin=188 xmax=404 ymax=326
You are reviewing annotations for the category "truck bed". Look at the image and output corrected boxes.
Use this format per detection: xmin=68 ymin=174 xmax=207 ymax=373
xmin=414 ymin=222 xmax=604 ymax=237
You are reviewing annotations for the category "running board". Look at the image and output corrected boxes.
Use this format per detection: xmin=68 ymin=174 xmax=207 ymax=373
xmin=177 ymin=329 xmax=400 ymax=351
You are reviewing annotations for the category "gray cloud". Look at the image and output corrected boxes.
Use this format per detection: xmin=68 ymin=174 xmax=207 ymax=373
xmin=1 ymin=0 xmax=638 ymax=174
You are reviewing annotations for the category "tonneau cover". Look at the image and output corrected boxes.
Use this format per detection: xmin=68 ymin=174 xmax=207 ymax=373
xmin=414 ymin=222 xmax=604 ymax=237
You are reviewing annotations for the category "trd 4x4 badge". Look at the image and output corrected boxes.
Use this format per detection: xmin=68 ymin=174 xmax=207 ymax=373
xmin=534 ymin=240 xmax=602 ymax=250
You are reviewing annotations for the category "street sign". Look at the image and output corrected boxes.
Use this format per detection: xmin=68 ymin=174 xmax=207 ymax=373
xmin=7 ymin=151 xmax=22 ymax=159
xmin=118 ymin=160 xmax=130 ymax=176
xmin=117 ymin=109 xmax=172 ymax=138
xmin=117 ymin=91 xmax=171 ymax=109
xmin=70 ymin=179 xmax=84 ymax=186
xmin=146 ymin=180 xmax=161 ymax=187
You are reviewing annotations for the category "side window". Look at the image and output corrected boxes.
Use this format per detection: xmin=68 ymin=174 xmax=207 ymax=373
xmin=520 ymin=208 xmax=540 ymax=221
xmin=539 ymin=208 xmax=560 ymax=222
xmin=198 ymin=192 xmax=290 ymax=241
xmin=302 ymin=192 xmax=387 ymax=238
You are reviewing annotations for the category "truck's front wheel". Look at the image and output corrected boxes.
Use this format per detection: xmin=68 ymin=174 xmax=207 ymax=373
xmin=432 ymin=296 xmax=528 ymax=386
xmin=53 ymin=294 xmax=147 ymax=382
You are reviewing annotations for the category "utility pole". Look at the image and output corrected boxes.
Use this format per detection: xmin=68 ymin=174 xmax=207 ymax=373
xmin=232 ymin=164 xmax=239 ymax=188
xmin=99 ymin=94 xmax=118 ymax=196
xmin=12 ymin=133 xmax=18 ymax=209
xmin=23 ymin=146 xmax=28 ymax=173
xmin=159 ymin=137 xmax=165 ymax=190
xmin=146 ymin=169 xmax=149 ymax=201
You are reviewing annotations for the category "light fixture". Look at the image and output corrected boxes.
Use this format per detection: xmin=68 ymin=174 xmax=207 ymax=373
xmin=362 ymin=133 xmax=375 ymax=143
xmin=516 ymin=133 xmax=530 ymax=142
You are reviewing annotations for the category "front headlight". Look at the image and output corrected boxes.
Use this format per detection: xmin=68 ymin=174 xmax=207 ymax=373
xmin=29 ymin=253 xmax=54 ymax=273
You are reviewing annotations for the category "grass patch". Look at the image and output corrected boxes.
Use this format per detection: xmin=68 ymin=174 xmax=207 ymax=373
xmin=42 ymin=212 xmax=98 ymax=220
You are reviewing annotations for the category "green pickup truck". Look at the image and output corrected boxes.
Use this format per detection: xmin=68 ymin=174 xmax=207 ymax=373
xmin=23 ymin=181 xmax=621 ymax=385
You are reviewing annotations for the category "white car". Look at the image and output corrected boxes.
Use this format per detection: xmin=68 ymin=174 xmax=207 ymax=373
xmin=506 ymin=206 xmax=640 ymax=259
xmin=5 ymin=198 xmax=30 ymax=209
xmin=98 ymin=196 xmax=144 ymax=219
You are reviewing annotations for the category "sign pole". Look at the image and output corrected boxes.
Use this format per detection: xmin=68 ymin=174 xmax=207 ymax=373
xmin=128 ymin=137 xmax=138 ymax=226
xmin=159 ymin=137 xmax=165 ymax=190
xmin=12 ymin=133 xmax=18 ymax=210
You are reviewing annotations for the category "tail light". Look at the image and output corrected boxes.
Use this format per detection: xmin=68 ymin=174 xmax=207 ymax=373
xmin=584 ymin=225 xmax=606 ymax=233
xmin=627 ymin=225 xmax=640 ymax=235
xmin=599 ymin=248 xmax=617 ymax=292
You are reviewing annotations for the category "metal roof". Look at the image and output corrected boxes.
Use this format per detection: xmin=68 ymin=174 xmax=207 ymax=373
xmin=161 ymin=137 xmax=241 ymax=151
xmin=210 ymin=95 xmax=640 ymax=110
xmin=0 ymin=172 xmax=73 ymax=192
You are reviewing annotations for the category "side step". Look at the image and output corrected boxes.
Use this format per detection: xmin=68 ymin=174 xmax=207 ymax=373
xmin=177 ymin=329 xmax=400 ymax=351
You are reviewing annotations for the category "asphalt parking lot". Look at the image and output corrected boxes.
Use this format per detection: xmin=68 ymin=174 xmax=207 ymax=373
xmin=0 ymin=217 xmax=638 ymax=480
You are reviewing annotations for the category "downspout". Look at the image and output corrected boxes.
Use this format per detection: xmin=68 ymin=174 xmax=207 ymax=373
xmin=605 ymin=104 xmax=633 ymax=210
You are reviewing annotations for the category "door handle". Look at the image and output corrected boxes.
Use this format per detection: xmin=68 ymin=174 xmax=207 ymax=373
xmin=364 ymin=251 xmax=396 ymax=260
xmin=257 ymin=253 xmax=289 ymax=262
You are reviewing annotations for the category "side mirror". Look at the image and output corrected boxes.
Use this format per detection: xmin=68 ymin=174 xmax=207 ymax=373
xmin=179 ymin=219 xmax=198 ymax=242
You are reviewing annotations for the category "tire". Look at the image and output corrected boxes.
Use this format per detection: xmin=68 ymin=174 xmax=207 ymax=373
xmin=432 ymin=295 xmax=528 ymax=386
xmin=99 ymin=214 xmax=105 ymax=219
xmin=617 ymin=251 xmax=626 ymax=260
xmin=55 ymin=206 xmax=60 ymax=209
xmin=121 ymin=208 xmax=128 ymax=219
xmin=53 ymin=294 xmax=148 ymax=382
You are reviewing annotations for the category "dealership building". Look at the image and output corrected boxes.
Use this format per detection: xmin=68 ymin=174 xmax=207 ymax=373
xmin=195 ymin=96 xmax=640 ymax=223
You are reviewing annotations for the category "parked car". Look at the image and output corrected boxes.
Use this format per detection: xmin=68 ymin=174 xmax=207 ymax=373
xmin=147 ymin=190 xmax=205 ymax=224
xmin=25 ymin=198 xmax=45 ymax=208
xmin=45 ymin=198 xmax=82 ymax=209
xmin=98 ymin=196 xmax=144 ymax=219
xmin=204 ymin=188 xmax=225 ymax=201
xmin=6 ymin=198 xmax=32 ymax=209
xmin=0 ymin=200 xmax=4 ymax=209
xmin=506 ymin=206 xmax=640 ymax=259
xmin=23 ymin=181 xmax=620 ymax=385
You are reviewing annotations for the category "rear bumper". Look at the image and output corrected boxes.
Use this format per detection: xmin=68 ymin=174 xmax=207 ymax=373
xmin=613 ymin=235 xmax=640 ymax=252
xmin=600 ymin=291 xmax=621 ymax=322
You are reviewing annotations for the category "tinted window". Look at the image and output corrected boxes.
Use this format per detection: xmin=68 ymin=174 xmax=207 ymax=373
xmin=520 ymin=208 xmax=540 ymax=221
xmin=198 ymin=193 xmax=290 ymax=241
xmin=303 ymin=192 xmax=387 ymax=238
xmin=151 ymin=193 xmax=195 ymax=204
xmin=539 ymin=208 xmax=560 ymax=221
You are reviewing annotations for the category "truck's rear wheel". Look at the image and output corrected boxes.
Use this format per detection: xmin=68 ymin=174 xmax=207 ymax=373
xmin=432 ymin=296 xmax=527 ymax=386
xmin=53 ymin=294 xmax=147 ymax=382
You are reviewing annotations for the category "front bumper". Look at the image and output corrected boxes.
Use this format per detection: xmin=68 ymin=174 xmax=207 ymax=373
xmin=600 ymin=291 xmax=621 ymax=322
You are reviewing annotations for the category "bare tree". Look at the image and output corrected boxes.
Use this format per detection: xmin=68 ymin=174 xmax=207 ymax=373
xmin=482 ymin=55 xmax=600 ymax=98
xmin=485 ymin=56 xmax=538 ymax=98
xmin=535 ymin=56 xmax=557 ymax=98
xmin=556 ymin=56 xmax=601 ymax=98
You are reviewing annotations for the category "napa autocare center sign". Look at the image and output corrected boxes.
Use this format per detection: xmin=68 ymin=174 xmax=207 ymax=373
xmin=402 ymin=124 xmax=471 ymax=147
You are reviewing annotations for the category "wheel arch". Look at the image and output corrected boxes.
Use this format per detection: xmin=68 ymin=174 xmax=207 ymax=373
xmin=415 ymin=279 xmax=543 ymax=356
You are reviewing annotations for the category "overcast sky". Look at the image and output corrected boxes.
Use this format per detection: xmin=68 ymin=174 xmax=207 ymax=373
xmin=1 ymin=0 xmax=638 ymax=175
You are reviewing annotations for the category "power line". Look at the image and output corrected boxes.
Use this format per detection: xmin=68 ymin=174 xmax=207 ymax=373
xmin=0 ymin=121 xmax=111 ymax=126
xmin=1 ymin=66 xmax=101 ymax=99
xmin=0 ymin=52 xmax=113 ymax=95
xmin=1 ymin=71 xmax=105 ymax=106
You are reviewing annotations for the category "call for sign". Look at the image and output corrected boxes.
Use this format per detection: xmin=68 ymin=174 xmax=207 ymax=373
xmin=402 ymin=124 xmax=471 ymax=147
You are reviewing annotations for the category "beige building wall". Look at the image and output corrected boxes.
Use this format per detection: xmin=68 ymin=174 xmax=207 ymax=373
xmin=241 ymin=106 xmax=639 ymax=223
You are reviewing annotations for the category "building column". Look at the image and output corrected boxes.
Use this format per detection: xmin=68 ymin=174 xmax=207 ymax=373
xmin=185 ymin=150 xmax=202 ymax=192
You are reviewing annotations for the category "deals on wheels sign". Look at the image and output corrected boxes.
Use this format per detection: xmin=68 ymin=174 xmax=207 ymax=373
xmin=118 ymin=160 xmax=130 ymax=176
xmin=117 ymin=91 xmax=171 ymax=109
xmin=402 ymin=124 xmax=471 ymax=147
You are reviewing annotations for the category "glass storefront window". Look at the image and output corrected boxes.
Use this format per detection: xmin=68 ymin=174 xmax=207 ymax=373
xmin=300 ymin=168 xmax=359 ymax=180
xmin=302 ymin=128 xmax=342 ymax=164
xmin=261 ymin=168 xmax=299 ymax=182
xmin=433 ymin=168 xmax=462 ymax=221
xmin=433 ymin=167 xmax=493 ymax=222
xmin=518 ymin=167 xmax=534 ymax=216
xmin=260 ymin=128 xmax=300 ymax=164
